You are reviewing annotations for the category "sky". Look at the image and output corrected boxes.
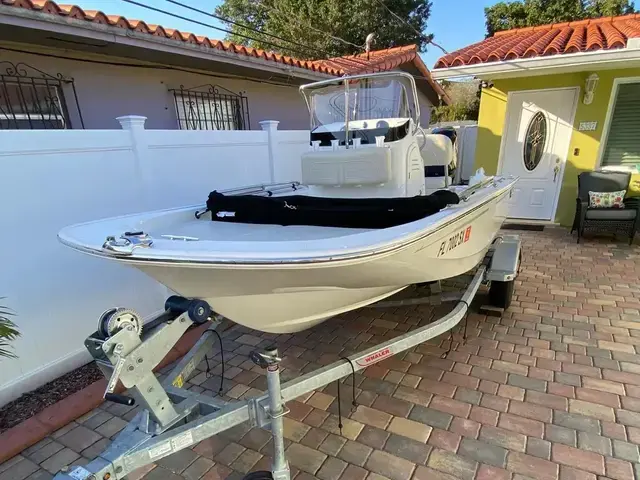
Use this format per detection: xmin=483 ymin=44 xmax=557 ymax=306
xmin=65 ymin=0 xmax=501 ymax=68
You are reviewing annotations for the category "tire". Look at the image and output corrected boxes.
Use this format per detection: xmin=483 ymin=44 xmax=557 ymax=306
xmin=489 ymin=280 xmax=514 ymax=310
xmin=243 ymin=471 xmax=274 ymax=480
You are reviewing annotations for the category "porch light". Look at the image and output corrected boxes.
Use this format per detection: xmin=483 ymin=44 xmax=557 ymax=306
xmin=583 ymin=73 xmax=599 ymax=105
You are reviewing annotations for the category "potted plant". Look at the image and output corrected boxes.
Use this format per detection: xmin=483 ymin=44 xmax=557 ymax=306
xmin=0 ymin=300 xmax=19 ymax=358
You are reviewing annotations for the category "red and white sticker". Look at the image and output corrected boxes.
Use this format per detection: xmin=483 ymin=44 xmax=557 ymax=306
xmin=356 ymin=347 xmax=392 ymax=367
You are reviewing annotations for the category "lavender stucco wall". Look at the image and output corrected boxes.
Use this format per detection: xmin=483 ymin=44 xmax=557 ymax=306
xmin=0 ymin=46 xmax=311 ymax=130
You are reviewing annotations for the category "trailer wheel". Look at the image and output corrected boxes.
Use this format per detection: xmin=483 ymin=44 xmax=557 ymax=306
xmin=489 ymin=280 xmax=514 ymax=310
xmin=243 ymin=471 xmax=273 ymax=480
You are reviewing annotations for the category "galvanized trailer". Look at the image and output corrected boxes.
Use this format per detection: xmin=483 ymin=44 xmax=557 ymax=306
xmin=53 ymin=235 xmax=520 ymax=480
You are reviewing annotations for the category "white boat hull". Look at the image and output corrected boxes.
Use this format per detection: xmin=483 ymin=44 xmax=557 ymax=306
xmin=59 ymin=177 xmax=515 ymax=333
xmin=128 ymin=186 xmax=510 ymax=332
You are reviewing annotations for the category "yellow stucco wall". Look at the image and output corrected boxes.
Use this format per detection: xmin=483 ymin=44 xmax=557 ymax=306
xmin=475 ymin=68 xmax=640 ymax=226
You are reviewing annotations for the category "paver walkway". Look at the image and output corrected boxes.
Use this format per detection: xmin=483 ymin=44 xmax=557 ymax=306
xmin=3 ymin=226 xmax=640 ymax=480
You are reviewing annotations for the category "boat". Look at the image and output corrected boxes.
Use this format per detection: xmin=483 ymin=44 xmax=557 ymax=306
xmin=58 ymin=72 xmax=517 ymax=334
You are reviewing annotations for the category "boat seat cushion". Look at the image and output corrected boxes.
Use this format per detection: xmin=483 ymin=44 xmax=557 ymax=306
xmin=205 ymin=190 xmax=460 ymax=229
xmin=585 ymin=208 xmax=637 ymax=220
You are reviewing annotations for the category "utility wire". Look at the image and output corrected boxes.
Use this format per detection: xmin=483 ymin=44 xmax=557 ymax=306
xmin=255 ymin=2 xmax=364 ymax=51
xmin=165 ymin=0 xmax=333 ymax=59
xmin=122 ymin=0 xmax=317 ymax=60
xmin=122 ymin=0 xmax=441 ymax=85
xmin=148 ymin=0 xmax=375 ymax=71
xmin=371 ymin=0 xmax=449 ymax=55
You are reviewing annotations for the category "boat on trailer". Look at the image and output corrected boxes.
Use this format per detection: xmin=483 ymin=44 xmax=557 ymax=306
xmin=58 ymin=72 xmax=517 ymax=333
xmin=53 ymin=72 xmax=522 ymax=480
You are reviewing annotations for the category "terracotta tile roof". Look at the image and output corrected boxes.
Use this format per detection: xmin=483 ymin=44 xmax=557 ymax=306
xmin=0 ymin=0 xmax=350 ymax=75
xmin=434 ymin=13 xmax=640 ymax=68
xmin=0 ymin=0 xmax=446 ymax=104
xmin=318 ymin=44 xmax=449 ymax=102
xmin=319 ymin=44 xmax=422 ymax=74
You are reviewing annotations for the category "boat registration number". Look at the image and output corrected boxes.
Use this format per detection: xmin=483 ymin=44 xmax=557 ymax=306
xmin=437 ymin=226 xmax=472 ymax=257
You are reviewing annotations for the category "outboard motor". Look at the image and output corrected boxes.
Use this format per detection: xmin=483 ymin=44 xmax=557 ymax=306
xmin=431 ymin=126 xmax=457 ymax=148
xmin=420 ymin=128 xmax=458 ymax=194
xmin=430 ymin=128 xmax=458 ymax=181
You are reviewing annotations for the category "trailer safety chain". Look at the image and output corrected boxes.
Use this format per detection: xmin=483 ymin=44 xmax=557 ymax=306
xmin=204 ymin=329 xmax=225 ymax=395
xmin=441 ymin=299 xmax=471 ymax=359
xmin=440 ymin=331 xmax=454 ymax=359
xmin=459 ymin=299 xmax=471 ymax=341
xmin=335 ymin=357 xmax=359 ymax=435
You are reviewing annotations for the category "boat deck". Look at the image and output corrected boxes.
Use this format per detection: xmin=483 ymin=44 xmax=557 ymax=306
xmin=152 ymin=217 xmax=371 ymax=242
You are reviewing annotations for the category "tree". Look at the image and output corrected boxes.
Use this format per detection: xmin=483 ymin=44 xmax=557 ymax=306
xmin=214 ymin=0 xmax=434 ymax=59
xmin=485 ymin=0 xmax=636 ymax=36
xmin=430 ymin=80 xmax=480 ymax=124
xmin=585 ymin=0 xmax=636 ymax=16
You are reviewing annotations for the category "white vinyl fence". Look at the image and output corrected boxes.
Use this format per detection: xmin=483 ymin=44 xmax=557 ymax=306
xmin=0 ymin=117 xmax=309 ymax=406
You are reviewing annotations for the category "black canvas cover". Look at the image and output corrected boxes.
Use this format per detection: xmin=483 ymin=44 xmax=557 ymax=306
xmin=205 ymin=190 xmax=460 ymax=229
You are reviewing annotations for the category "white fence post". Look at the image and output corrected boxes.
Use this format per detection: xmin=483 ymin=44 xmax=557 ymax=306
xmin=117 ymin=115 xmax=151 ymax=208
xmin=260 ymin=120 xmax=279 ymax=183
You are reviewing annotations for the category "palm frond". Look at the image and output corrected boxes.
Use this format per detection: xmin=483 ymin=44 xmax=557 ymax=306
xmin=0 ymin=298 xmax=19 ymax=359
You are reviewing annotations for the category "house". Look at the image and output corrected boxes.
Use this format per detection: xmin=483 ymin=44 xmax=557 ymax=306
xmin=0 ymin=0 xmax=448 ymax=131
xmin=432 ymin=13 xmax=640 ymax=227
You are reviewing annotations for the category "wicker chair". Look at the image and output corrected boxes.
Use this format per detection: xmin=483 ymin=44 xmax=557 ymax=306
xmin=571 ymin=171 xmax=640 ymax=245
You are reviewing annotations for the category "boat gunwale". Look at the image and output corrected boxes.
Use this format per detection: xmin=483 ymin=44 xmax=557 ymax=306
xmin=58 ymin=179 xmax=514 ymax=267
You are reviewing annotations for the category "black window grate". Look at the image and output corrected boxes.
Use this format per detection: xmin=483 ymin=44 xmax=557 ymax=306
xmin=0 ymin=61 xmax=84 ymax=129
xmin=170 ymin=84 xmax=250 ymax=130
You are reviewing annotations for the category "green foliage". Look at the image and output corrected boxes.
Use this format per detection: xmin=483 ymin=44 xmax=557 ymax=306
xmin=485 ymin=0 xmax=636 ymax=36
xmin=430 ymin=80 xmax=480 ymax=124
xmin=215 ymin=0 xmax=434 ymax=59
xmin=585 ymin=0 xmax=636 ymax=16
xmin=0 ymin=300 xmax=19 ymax=359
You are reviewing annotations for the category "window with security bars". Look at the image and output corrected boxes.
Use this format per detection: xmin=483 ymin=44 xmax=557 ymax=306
xmin=171 ymin=85 xmax=250 ymax=130
xmin=601 ymin=82 xmax=640 ymax=167
xmin=0 ymin=62 xmax=81 ymax=129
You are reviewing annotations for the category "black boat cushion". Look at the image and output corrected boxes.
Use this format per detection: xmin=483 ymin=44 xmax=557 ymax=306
xmin=205 ymin=190 xmax=460 ymax=229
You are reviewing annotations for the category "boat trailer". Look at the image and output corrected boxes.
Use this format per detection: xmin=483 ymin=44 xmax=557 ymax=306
xmin=52 ymin=235 xmax=521 ymax=480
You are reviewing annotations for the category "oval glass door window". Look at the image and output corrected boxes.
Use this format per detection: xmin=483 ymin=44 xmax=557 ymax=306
xmin=523 ymin=111 xmax=547 ymax=171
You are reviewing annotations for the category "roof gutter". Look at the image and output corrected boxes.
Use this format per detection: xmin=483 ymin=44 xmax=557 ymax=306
xmin=431 ymin=45 xmax=640 ymax=80
xmin=0 ymin=4 xmax=335 ymax=81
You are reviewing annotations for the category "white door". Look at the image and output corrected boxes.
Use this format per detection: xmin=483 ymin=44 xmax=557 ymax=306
xmin=499 ymin=88 xmax=578 ymax=220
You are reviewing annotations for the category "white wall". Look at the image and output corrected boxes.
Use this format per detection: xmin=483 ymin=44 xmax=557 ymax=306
xmin=0 ymin=117 xmax=309 ymax=406
xmin=416 ymin=90 xmax=434 ymax=127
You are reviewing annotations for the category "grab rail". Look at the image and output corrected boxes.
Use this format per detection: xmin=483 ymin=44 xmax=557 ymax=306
xmin=194 ymin=181 xmax=304 ymax=219
xmin=218 ymin=181 xmax=302 ymax=197
xmin=457 ymin=177 xmax=498 ymax=202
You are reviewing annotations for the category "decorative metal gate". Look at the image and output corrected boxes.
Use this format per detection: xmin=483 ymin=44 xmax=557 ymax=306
xmin=0 ymin=61 xmax=84 ymax=129
xmin=170 ymin=84 xmax=250 ymax=130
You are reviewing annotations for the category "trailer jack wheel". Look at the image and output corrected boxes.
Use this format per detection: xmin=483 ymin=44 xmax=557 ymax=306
xmin=243 ymin=471 xmax=274 ymax=480
xmin=489 ymin=279 xmax=514 ymax=310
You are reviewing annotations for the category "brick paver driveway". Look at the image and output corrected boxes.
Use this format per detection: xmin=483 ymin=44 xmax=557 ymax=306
xmin=3 ymin=226 xmax=640 ymax=480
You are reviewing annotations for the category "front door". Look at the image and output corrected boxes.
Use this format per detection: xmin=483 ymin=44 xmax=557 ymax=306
xmin=499 ymin=88 xmax=578 ymax=220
